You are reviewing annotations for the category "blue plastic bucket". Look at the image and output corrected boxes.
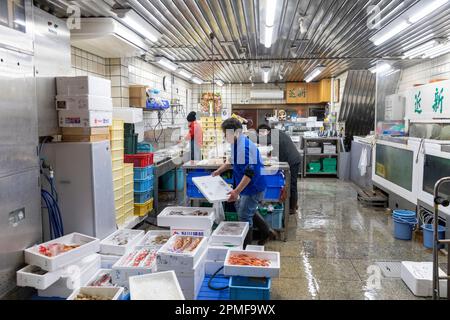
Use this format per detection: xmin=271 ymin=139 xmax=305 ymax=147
xmin=392 ymin=210 xmax=417 ymax=240
xmin=422 ymin=224 xmax=446 ymax=249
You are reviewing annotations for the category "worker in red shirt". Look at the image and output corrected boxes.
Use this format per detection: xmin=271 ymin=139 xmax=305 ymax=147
xmin=185 ymin=111 xmax=203 ymax=161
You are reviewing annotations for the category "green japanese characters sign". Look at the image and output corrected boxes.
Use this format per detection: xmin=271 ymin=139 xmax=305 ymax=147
xmin=406 ymin=80 xmax=449 ymax=120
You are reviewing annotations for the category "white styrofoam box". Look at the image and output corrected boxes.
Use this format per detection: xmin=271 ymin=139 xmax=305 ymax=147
xmin=246 ymin=245 xmax=264 ymax=251
xmin=171 ymin=228 xmax=211 ymax=238
xmin=224 ymin=250 xmax=280 ymax=278
xmin=57 ymin=76 xmax=112 ymax=97
xmin=205 ymin=260 xmax=224 ymax=276
xmin=67 ymin=286 xmax=124 ymax=300
xmin=111 ymin=248 xmax=158 ymax=285
xmin=401 ymin=261 xmax=447 ymax=298
xmin=100 ymin=229 xmax=145 ymax=256
xmin=156 ymin=235 xmax=208 ymax=272
xmin=157 ymin=206 xmax=215 ymax=230
xmin=135 ymin=230 xmax=171 ymax=250
xmin=85 ymin=269 xmax=115 ymax=287
xmin=16 ymin=265 xmax=64 ymax=290
xmin=24 ymin=233 xmax=100 ymax=272
xmin=192 ymin=176 xmax=233 ymax=203
xmin=113 ymin=107 xmax=143 ymax=124
xmin=210 ymin=222 xmax=249 ymax=246
xmin=37 ymin=254 xmax=101 ymax=298
xmin=56 ymin=95 xmax=113 ymax=112
xmin=58 ymin=110 xmax=113 ymax=128
xmin=129 ymin=271 xmax=185 ymax=300
xmin=100 ymin=254 xmax=122 ymax=269
xmin=207 ymin=244 xmax=243 ymax=262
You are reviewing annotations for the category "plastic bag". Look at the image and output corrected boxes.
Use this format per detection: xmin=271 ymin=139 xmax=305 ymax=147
xmin=213 ymin=202 xmax=225 ymax=225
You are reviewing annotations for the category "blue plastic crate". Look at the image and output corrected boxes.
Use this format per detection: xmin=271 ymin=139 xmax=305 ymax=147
xmin=134 ymin=189 xmax=153 ymax=204
xmin=263 ymin=206 xmax=284 ymax=229
xmin=186 ymin=170 xmax=211 ymax=198
xmin=133 ymin=166 xmax=154 ymax=180
xmin=134 ymin=176 xmax=154 ymax=192
xmin=229 ymin=276 xmax=271 ymax=300
xmin=264 ymin=187 xmax=283 ymax=200
xmin=263 ymin=172 xmax=285 ymax=200
xmin=137 ymin=142 xmax=153 ymax=153
xmin=197 ymin=275 xmax=230 ymax=300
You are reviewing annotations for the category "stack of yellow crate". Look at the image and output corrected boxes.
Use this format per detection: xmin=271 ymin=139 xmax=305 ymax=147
xmin=200 ymin=116 xmax=223 ymax=158
xmin=110 ymin=120 xmax=125 ymax=227
xmin=123 ymin=163 xmax=134 ymax=222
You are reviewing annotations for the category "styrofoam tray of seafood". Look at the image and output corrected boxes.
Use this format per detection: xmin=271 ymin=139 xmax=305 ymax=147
xmin=100 ymin=229 xmax=145 ymax=256
xmin=209 ymin=222 xmax=249 ymax=246
xmin=16 ymin=265 xmax=64 ymax=290
xmin=67 ymin=286 xmax=124 ymax=300
xmin=135 ymin=230 xmax=171 ymax=250
xmin=157 ymin=206 xmax=215 ymax=229
xmin=223 ymin=250 xmax=280 ymax=278
xmin=85 ymin=269 xmax=115 ymax=288
xmin=207 ymin=243 xmax=243 ymax=262
xmin=24 ymin=233 xmax=100 ymax=272
xmin=112 ymin=248 xmax=157 ymax=284
xmin=156 ymin=235 xmax=208 ymax=272
xmin=129 ymin=271 xmax=185 ymax=300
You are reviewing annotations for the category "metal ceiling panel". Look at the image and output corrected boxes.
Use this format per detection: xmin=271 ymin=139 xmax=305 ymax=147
xmin=34 ymin=0 xmax=450 ymax=83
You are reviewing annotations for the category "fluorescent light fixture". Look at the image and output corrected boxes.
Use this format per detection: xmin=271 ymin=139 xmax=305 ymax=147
xmin=114 ymin=9 xmax=161 ymax=43
xmin=304 ymin=66 xmax=325 ymax=82
xmin=155 ymin=56 xmax=178 ymax=71
xmin=372 ymin=20 xmax=410 ymax=46
xmin=177 ymin=69 xmax=192 ymax=79
xmin=261 ymin=67 xmax=271 ymax=83
xmin=383 ymin=69 xmax=400 ymax=77
xmin=403 ymin=33 xmax=434 ymax=50
xmin=422 ymin=43 xmax=447 ymax=57
xmin=266 ymin=0 xmax=277 ymax=26
xmin=425 ymin=43 xmax=450 ymax=58
xmin=408 ymin=0 xmax=449 ymax=24
xmin=215 ymin=79 xmax=224 ymax=87
xmin=403 ymin=40 xmax=438 ymax=57
xmin=265 ymin=26 xmax=274 ymax=48
xmin=372 ymin=1 xmax=405 ymax=29
xmin=369 ymin=63 xmax=391 ymax=74
xmin=191 ymin=77 xmax=204 ymax=85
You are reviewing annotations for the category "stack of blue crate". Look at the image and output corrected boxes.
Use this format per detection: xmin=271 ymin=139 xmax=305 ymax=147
xmin=133 ymin=165 xmax=154 ymax=205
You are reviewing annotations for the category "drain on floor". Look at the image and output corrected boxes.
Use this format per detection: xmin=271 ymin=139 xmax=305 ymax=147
xmin=376 ymin=261 xmax=402 ymax=278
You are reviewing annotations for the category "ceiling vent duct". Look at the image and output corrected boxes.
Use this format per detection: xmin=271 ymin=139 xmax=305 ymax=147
xmin=250 ymin=90 xmax=284 ymax=100
xmin=70 ymin=18 xmax=150 ymax=58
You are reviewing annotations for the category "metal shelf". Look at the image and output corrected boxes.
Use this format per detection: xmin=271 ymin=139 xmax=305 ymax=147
xmin=305 ymin=153 xmax=338 ymax=156
xmin=305 ymin=172 xmax=338 ymax=176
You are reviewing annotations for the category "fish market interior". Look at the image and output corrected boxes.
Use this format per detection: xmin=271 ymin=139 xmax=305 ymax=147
xmin=2 ymin=0 xmax=450 ymax=301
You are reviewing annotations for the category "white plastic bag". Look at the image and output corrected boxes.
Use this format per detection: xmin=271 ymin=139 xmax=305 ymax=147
xmin=213 ymin=202 xmax=225 ymax=225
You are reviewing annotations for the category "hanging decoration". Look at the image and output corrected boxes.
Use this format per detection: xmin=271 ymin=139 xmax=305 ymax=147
xmin=200 ymin=92 xmax=222 ymax=113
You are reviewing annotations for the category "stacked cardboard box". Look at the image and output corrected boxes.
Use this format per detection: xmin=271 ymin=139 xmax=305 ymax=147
xmin=56 ymin=76 xmax=113 ymax=142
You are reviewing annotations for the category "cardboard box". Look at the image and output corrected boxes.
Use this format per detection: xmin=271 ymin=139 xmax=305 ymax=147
xmin=62 ymin=134 xmax=110 ymax=142
xmin=58 ymin=110 xmax=112 ymax=128
xmin=56 ymin=95 xmax=113 ymax=112
xmin=62 ymin=127 xmax=110 ymax=135
xmin=57 ymin=76 xmax=111 ymax=97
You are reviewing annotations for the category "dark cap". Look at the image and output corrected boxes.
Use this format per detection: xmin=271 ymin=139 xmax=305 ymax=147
xmin=187 ymin=111 xmax=196 ymax=122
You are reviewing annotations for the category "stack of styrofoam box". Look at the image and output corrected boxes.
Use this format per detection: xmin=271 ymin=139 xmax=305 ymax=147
xmin=17 ymin=233 xmax=101 ymax=298
xmin=156 ymin=235 xmax=208 ymax=300
xmin=401 ymin=261 xmax=447 ymax=298
xmin=123 ymin=163 xmax=135 ymax=222
xmin=110 ymin=119 xmax=125 ymax=227
xmin=56 ymin=76 xmax=113 ymax=129
xmin=205 ymin=222 xmax=249 ymax=276
xmin=157 ymin=206 xmax=215 ymax=237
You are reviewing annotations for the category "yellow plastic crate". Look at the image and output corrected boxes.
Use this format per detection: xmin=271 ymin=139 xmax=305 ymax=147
xmin=114 ymin=187 xmax=124 ymax=200
xmin=110 ymin=129 xmax=124 ymax=140
xmin=125 ymin=206 xmax=134 ymax=219
xmin=124 ymin=190 xmax=134 ymax=203
xmin=124 ymin=181 xmax=133 ymax=194
xmin=112 ymin=159 xmax=123 ymax=171
xmin=113 ymin=177 xmax=124 ymax=191
xmin=115 ymin=205 xmax=125 ymax=218
xmin=115 ymin=196 xmax=124 ymax=210
xmin=124 ymin=163 xmax=134 ymax=176
xmin=112 ymin=168 xmax=123 ymax=181
xmin=124 ymin=173 xmax=133 ymax=186
xmin=124 ymin=198 xmax=134 ymax=211
xmin=112 ymin=120 xmax=124 ymax=130
xmin=116 ymin=214 xmax=125 ymax=227
xmin=111 ymin=139 xmax=124 ymax=151
xmin=111 ymin=148 xmax=124 ymax=161
xmin=134 ymin=198 xmax=153 ymax=217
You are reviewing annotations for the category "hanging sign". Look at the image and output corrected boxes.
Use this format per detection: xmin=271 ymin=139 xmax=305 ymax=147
xmin=405 ymin=80 xmax=450 ymax=120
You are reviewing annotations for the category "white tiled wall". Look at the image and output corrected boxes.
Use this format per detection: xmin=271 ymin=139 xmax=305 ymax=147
xmin=71 ymin=47 xmax=107 ymax=78
xmin=398 ymin=53 xmax=450 ymax=92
